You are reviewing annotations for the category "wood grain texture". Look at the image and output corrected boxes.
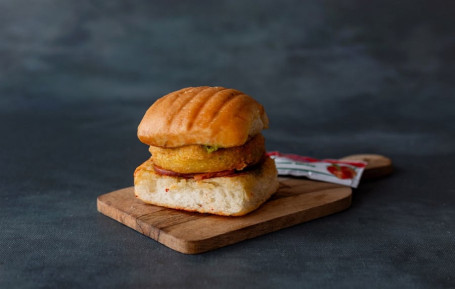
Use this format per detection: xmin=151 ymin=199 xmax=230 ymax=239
xmin=97 ymin=179 xmax=351 ymax=254
xmin=97 ymin=154 xmax=391 ymax=254
xmin=340 ymin=154 xmax=393 ymax=179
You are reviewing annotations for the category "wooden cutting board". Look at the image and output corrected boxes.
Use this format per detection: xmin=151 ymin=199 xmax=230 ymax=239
xmin=97 ymin=154 xmax=392 ymax=254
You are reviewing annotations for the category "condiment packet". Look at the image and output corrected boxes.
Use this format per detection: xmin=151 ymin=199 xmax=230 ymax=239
xmin=267 ymin=151 xmax=367 ymax=188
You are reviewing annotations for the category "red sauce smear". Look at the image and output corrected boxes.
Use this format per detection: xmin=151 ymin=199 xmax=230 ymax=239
xmin=153 ymin=165 xmax=240 ymax=181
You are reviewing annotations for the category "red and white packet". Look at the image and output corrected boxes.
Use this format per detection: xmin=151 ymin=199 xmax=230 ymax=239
xmin=267 ymin=151 xmax=367 ymax=188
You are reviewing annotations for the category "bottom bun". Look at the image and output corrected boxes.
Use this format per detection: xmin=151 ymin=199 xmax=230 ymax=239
xmin=134 ymin=156 xmax=279 ymax=216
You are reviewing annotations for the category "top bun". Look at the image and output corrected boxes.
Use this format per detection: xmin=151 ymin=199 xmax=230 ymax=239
xmin=138 ymin=86 xmax=269 ymax=148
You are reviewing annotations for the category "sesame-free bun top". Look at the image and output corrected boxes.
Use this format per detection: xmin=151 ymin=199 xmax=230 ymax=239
xmin=137 ymin=86 xmax=269 ymax=148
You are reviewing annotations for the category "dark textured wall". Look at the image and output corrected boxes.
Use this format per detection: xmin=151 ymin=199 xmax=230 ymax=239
xmin=1 ymin=1 xmax=454 ymax=288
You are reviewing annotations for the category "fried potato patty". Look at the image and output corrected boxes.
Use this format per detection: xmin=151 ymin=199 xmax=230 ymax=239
xmin=149 ymin=134 xmax=265 ymax=174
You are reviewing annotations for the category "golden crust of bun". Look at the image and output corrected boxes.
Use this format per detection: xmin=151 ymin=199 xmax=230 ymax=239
xmin=137 ymin=86 xmax=269 ymax=148
xmin=134 ymin=156 xmax=279 ymax=216
xmin=149 ymin=134 xmax=265 ymax=174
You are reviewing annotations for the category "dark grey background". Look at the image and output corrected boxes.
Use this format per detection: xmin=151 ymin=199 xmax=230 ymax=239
xmin=1 ymin=1 xmax=454 ymax=288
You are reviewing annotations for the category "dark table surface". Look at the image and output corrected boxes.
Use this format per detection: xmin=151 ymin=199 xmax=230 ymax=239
xmin=1 ymin=1 xmax=454 ymax=288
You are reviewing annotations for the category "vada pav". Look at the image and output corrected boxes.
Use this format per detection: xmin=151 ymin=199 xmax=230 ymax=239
xmin=134 ymin=86 xmax=279 ymax=216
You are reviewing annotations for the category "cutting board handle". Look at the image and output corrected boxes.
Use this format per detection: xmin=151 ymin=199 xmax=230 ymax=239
xmin=340 ymin=154 xmax=393 ymax=180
